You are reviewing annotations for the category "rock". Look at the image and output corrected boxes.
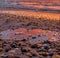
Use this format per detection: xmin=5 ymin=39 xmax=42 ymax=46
xmin=31 ymin=43 xmax=41 ymax=48
xmin=0 ymin=53 xmax=8 ymax=58
xmin=57 ymin=52 xmax=60 ymax=55
xmin=43 ymin=44 xmax=49 ymax=50
xmin=35 ymin=43 xmax=42 ymax=48
xmin=49 ymin=53 xmax=54 ymax=57
xmin=30 ymin=50 xmax=38 ymax=57
xmin=15 ymin=40 xmax=20 ymax=43
xmin=32 ymin=36 xmax=36 ymax=39
xmin=8 ymin=53 xmax=15 ymax=58
xmin=0 ymin=48 xmax=4 ymax=52
xmin=0 ymin=39 xmax=3 ymax=41
xmin=20 ymin=54 xmax=29 ymax=58
xmin=31 ymin=44 xmax=37 ymax=48
xmin=1 ymin=56 xmax=8 ymax=58
xmin=21 ymin=38 xmax=27 ymax=41
xmin=52 ymin=55 xmax=60 ymax=58
xmin=10 ymin=42 xmax=17 ymax=48
xmin=25 ymin=52 xmax=32 ymax=57
xmin=4 ymin=45 xmax=11 ymax=52
xmin=21 ymin=42 xmax=27 ymax=46
xmin=21 ymin=47 xmax=31 ymax=54
xmin=14 ymin=48 xmax=21 ymax=55
xmin=1 ymin=55 xmax=8 ymax=58
xmin=42 ymin=52 xmax=48 ymax=57
xmin=8 ymin=50 xmax=15 ymax=54
xmin=38 ymin=35 xmax=41 ymax=37
xmin=43 ymin=40 xmax=51 ymax=44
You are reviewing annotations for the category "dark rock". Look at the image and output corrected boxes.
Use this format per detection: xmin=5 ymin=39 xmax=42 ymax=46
xmin=21 ymin=47 xmax=31 ymax=54
xmin=10 ymin=42 xmax=17 ymax=48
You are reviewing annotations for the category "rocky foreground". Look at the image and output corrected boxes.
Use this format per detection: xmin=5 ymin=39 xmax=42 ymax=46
xmin=0 ymin=28 xmax=60 ymax=58
xmin=0 ymin=38 xmax=60 ymax=58
xmin=0 ymin=13 xmax=60 ymax=32
xmin=0 ymin=13 xmax=60 ymax=58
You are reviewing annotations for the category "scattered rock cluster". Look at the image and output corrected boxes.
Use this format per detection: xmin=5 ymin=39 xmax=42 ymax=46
xmin=0 ymin=13 xmax=60 ymax=32
xmin=0 ymin=38 xmax=60 ymax=58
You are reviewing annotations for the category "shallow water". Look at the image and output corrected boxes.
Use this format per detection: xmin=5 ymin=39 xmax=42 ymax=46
xmin=0 ymin=0 xmax=60 ymax=13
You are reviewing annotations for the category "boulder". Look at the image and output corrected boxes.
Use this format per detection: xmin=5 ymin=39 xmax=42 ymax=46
xmin=52 ymin=55 xmax=60 ymax=58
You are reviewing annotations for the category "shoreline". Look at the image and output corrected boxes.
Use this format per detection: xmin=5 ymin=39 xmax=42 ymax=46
xmin=0 ymin=9 xmax=60 ymax=20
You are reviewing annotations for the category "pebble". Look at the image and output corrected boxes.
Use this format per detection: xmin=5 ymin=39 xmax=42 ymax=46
xmin=0 ymin=39 xmax=60 ymax=58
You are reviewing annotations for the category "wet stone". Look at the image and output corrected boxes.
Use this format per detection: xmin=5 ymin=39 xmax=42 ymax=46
xmin=52 ymin=55 xmax=60 ymax=58
xmin=21 ymin=38 xmax=27 ymax=41
xmin=42 ymin=52 xmax=48 ymax=57
xmin=1 ymin=56 xmax=8 ymax=58
xmin=25 ymin=52 xmax=32 ymax=57
xmin=30 ymin=50 xmax=38 ymax=57
xmin=31 ymin=43 xmax=41 ymax=49
xmin=21 ymin=47 xmax=31 ymax=54
xmin=10 ymin=42 xmax=17 ymax=48
xmin=31 ymin=44 xmax=37 ymax=48
xmin=49 ymin=53 xmax=54 ymax=57
xmin=32 ymin=37 xmax=36 ymax=39
xmin=38 ymin=35 xmax=41 ymax=37
xmin=0 ymin=48 xmax=4 ymax=52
